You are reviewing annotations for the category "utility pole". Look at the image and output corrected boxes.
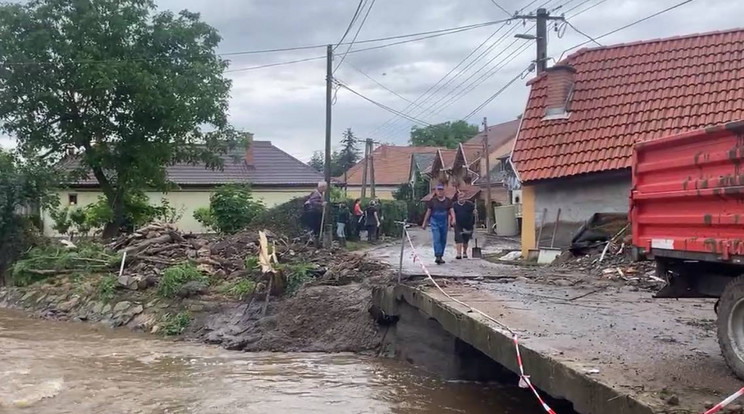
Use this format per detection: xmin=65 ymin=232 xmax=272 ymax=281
xmin=361 ymin=140 xmax=369 ymax=199
xmin=369 ymin=139 xmax=376 ymax=199
xmin=323 ymin=44 xmax=333 ymax=247
xmin=482 ymin=117 xmax=492 ymax=231
xmin=514 ymin=8 xmax=564 ymax=75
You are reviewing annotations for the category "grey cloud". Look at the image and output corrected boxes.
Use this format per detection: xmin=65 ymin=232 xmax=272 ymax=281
xmin=2 ymin=0 xmax=743 ymax=163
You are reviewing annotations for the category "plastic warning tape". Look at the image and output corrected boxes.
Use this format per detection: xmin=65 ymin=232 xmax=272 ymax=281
xmin=513 ymin=335 xmax=557 ymax=414
xmin=403 ymin=229 xmax=557 ymax=414
xmin=704 ymin=387 xmax=744 ymax=414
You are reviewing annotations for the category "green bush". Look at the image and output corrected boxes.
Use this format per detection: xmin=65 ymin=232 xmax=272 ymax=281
xmin=219 ymin=279 xmax=256 ymax=300
xmin=250 ymin=197 xmax=306 ymax=236
xmin=281 ymin=262 xmax=314 ymax=296
xmin=98 ymin=274 xmax=117 ymax=302
xmin=162 ymin=311 xmax=192 ymax=336
xmin=157 ymin=262 xmax=208 ymax=298
xmin=377 ymin=200 xmax=408 ymax=237
xmin=196 ymin=184 xmax=265 ymax=234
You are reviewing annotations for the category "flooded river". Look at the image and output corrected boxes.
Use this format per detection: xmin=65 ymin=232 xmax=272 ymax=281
xmin=0 ymin=309 xmax=545 ymax=413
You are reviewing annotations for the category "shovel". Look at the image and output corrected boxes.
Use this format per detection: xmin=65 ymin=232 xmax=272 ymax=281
xmin=471 ymin=234 xmax=482 ymax=258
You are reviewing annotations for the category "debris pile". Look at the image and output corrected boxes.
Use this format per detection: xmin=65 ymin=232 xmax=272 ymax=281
xmin=108 ymin=222 xmax=388 ymax=293
xmin=552 ymin=241 xmax=662 ymax=290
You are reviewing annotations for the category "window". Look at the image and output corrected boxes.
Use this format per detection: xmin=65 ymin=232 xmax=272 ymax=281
xmin=68 ymin=193 xmax=78 ymax=206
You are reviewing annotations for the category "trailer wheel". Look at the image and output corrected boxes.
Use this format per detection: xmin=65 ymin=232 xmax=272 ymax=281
xmin=717 ymin=276 xmax=744 ymax=380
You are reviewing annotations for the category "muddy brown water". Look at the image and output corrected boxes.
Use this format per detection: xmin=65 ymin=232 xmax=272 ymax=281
xmin=0 ymin=309 xmax=547 ymax=413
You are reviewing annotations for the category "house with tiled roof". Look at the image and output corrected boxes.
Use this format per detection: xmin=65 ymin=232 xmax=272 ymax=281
xmin=511 ymin=28 xmax=744 ymax=255
xmin=46 ymin=141 xmax=325 ymax=235
xmin=340 ymin=145 xmax=441 ymax=199
xmin=420 ymin=118 xmax=520 ymax=206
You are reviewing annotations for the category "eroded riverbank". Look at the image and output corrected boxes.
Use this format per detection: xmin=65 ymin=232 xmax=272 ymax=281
xmin=0 ymin=308 xmax=545 ymax=413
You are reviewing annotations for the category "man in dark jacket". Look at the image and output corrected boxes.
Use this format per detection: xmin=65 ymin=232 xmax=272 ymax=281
xmin=302 ymin=181 xmax=326 ymax=245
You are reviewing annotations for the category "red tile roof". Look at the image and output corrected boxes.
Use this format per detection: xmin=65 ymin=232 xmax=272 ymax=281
xmin=512 ymin=28 xmax=744 ymax=183
xmin=465 ymin=119 xmax=520 ymax=156
xmin=341 ymin=145 xmax=441 ymax=186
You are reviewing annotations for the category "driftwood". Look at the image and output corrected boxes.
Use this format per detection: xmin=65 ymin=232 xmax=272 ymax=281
xmin=23 ymin=269 xmax=77 ymax=276
xmin=122 ymin=234 xmax=172 ymax=254
xmin=132 ymin=255 xmax=174 ymax=265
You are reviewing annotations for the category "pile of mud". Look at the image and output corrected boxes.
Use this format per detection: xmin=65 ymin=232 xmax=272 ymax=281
xmin=2 ymin=222 xmax=394 ymax=353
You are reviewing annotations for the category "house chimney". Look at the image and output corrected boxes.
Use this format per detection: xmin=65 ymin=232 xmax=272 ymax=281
xmin=544 ymin=65 xmax=576 ymax=118
xmin=244 ymin=145 xmax=254 ymax=166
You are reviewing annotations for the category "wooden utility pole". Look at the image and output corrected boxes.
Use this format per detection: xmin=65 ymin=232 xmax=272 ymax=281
xmin=361 ymin=140 xmax=369 ymax=199
xmin=323 ymin=44 xmax=333 ymax=247
xmin=368 ymin=139 xmax=376 ymax=199
xmin=483 ymin=117 xmax=492 ymax=231
xmin=514 ymin=8 xmax=564 ymax=75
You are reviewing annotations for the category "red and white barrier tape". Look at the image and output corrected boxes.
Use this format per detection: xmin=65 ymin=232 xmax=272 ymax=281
xmin=403 ymin=229 xmax=557 ymax=414
xmin=704 ymin=387 xmax=744 ymax=414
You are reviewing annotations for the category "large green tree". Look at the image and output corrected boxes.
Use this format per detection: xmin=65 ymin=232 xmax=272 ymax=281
xmin=0 ymin=0 xmax=247 ymax=237
xmin=409 ymin=120 xmax=479 ymax=149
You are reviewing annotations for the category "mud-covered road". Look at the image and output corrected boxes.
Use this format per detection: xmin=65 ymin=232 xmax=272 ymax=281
xmin=367 ymin=227 xmax=744 ymax=413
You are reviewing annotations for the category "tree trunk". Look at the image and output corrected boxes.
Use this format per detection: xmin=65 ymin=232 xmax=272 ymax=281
xmin=90 ymin=165 xmax=126 ymax=239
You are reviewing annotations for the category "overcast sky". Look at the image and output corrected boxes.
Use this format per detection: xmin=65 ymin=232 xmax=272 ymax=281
xmin=0 ymin=0 xmax=740 ymax=162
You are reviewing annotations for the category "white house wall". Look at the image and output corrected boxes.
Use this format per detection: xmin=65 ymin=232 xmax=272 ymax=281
xmin=43 ymin=187 xmax=313 ymax=236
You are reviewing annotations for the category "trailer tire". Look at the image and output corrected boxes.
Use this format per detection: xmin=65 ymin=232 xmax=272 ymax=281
xmin=717 ymin=276 xmax=744 ymax=380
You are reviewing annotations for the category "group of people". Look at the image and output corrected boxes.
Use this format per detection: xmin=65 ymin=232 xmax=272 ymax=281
xmin=335 ymin=198 xmax=381 ymax=244
xmin=303 ymin=181 xmax=478 ymax=262
xmin=301 ymin=181 xmax=382 ymax=246
xmin=422 ymin=183 xmax=476 ymax=265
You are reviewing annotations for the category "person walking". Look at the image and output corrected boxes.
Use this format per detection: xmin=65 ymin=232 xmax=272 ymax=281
xmin=336 ymin=202 xmax=349 ymax=247
xmin=422 ymin=184 xmax=455 ymax=264
xmin=302 ymin=181 xmax=327 ymax=246
xmin=453 ymin=191 xmax=476 ymax=259
xmin=352 ymin=198 xmax=363 ymax=241
xmin=364 ymin=200 xmax=380 ymax=242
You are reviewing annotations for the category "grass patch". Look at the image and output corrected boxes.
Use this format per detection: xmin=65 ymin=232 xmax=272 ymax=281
xmin=219 ymin=279 xmax=256 ymax=300
xmin=281 ymin=262 xmax=314 ymax=296
xmin=157 ymin=262 xmax=208 ymax=298
xmin=345 ymin=241 xmax=367 ymax=252
xmin=98 ymin=274 xmax=117 ymax=302
xmin=162 ymin=311 xmax=192 ymax=336
xmin=244 ymin=256 xmax=259 ymax=271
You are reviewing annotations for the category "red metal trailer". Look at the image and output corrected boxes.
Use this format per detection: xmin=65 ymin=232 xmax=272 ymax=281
xmin=631 ymin=120 xmax=744 ymax=378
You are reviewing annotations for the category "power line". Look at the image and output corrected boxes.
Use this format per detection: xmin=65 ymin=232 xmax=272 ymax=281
xmin=383 ymin=39 xmax=534 ymax=139
xmin=334 ymin=0 xmax=376 ymax=73
xmin=334 ymin=0 xmax=366 ymax=49
xmin=224 ymin=18 xmax=515 ymax=73
xmin=565 ymin=0 xmax=611 ymax=18
xmin=334 ymin=79 xmax=432 ymax=126
xmin=463 ymin=63 xmax=536 ymax=120
xmin=344 ymin=61 xmax=427 ymax=109
xmin=366 ymin=0 xmax=562 ymax=140
xmin=490 ymin=0 xmax=515 ymax=17
xmin=1 ymin=18 xmax=513 ymax=67
xmin=564 ymin=20 xmax=602 ymax=46
xmin=561 ymin=0 xmax=693 ymax=58
xmin=371 ymin=22 xmax=520 ymax=137
xmin=379 ymin=32 xmax=527 ymax=138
